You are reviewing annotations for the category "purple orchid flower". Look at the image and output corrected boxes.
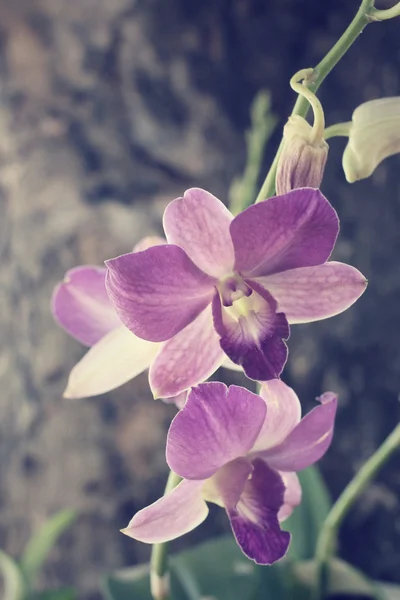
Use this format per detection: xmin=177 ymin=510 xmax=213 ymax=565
xmin=122 ymin=379 xmax=337 ymax=565
xmin=106 ymin=188 xmax=367 ymax=397
xmin=52 ymin=236 xmax=238 ymax=399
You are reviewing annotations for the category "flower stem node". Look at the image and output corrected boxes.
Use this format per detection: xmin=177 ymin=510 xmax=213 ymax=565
xmin=276 ymin=115 xmax=329 ymax=195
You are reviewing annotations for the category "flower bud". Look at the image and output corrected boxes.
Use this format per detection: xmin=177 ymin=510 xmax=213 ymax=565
xmin=276 ymin=115 xmax=329 ymax=195
xmin=342 ymin=97 xmax=400 ymax=183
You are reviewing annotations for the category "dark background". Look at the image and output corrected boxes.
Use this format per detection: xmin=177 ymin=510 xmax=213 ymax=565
xmin=1 ymin=0 xmax=400 ymax=597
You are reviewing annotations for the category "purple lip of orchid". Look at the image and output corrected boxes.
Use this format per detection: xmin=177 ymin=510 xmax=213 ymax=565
xmin=121 ymin=380 xmax=338 ymax=566
xmin=105 ymin=187 xmax=367 ymax=392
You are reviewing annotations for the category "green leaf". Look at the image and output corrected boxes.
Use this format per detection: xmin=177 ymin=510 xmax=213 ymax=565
xmin=20 ymin=510 xmax=77 ymax=587
xmin=0 ymin=549 xmax=27 ymax=600
xmin=103 ymin=535 xmax=289 ymax=600
xmin=292 ymin=558 xmax=381 ymax=599
xmin=284 ymin=465 xmax=332 ymax=560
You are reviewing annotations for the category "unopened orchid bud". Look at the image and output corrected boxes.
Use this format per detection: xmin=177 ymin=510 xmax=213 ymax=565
xmin=276 ymin=115 xmax=329 ymax=195
xmin=343 ymin=97 xmax=400 ymax=183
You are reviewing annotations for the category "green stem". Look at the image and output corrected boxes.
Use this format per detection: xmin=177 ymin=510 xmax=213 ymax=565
xmin=150 ymin=471 xmax=182 ymax=600
xmin=323 ymin=121 xmax=352 ymax=140
xmin=290 ymin=69 xmax=326 ymax=143
xmin=255 ymin=0 xmax=375 ymax=203
xmin=370 ymin=2 xmax=400 ymax=20
xmin=314 ymin=421 xmax=400 ymax=599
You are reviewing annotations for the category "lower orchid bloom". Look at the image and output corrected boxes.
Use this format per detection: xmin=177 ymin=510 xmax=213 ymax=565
xmin=52 ymin=237 xmax=238 ymax=400
xmin=122 ymin=379 xmax=337 ymax=565
xmin=106 ymin=187 xmax=367 ymax=397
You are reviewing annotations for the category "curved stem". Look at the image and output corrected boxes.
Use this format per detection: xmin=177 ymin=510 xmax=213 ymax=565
xmin=255 ymin=0 xmax=375 ymax=203
xmin=370 ymin=2 xmax=400 ymax=20
xmin=150 ymin=471 xmax=182 ymax=600
xmin=314 ymin=421 xmax=400 ymax=599
xmin=290 ymin=69 xmax=325 ymax=143
xmin=324 ymin=121 xmax=352 ymax=140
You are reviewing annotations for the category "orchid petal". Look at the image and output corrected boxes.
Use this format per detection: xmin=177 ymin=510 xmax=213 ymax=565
xmin=150 ymin=305 xmax=224 ymax=399
xmin=260 ymin=393 xmax=338 ymax=471
xmin=163 ymin=188 xmax=234 ymax=278
xmin=122 ymin=479 xmax=208 ymax=544
xmin=251 ymin=380 xmax=301 ymax=453
xmin=228 ymin=459 xmax=291 ymax=565
xmin=166 ymin=383 xmax=266 ymax=480
xmin=64 ymin=326 xmax=159 ymax=399
xmin=212 ymin=283 xmax=289 ymax=382
xmin=231 ymin=188 xmax=338 ymax=278
xmin=52 ymin=266 xmax=120 ymax=346
xmin=278 ymin=472 xmax=302 ymax=522
xmin=203 ymin=457 xmax=253 ymax=509
xmin=343 ymin=97 xmax=400 ymax=183
xmin=257 ymin=262 xmax=367 ymax=324
xmin=105 ymin=245 xmax=216 ymax=342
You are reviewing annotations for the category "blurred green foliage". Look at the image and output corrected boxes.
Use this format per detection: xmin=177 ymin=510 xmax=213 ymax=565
xmin=0 ymin=509 xmax=77 ymax=600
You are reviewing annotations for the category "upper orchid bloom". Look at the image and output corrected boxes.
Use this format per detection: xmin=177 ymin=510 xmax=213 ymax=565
xmin=52 ymin=236 xmax=239 ymax=400
xmin=343 ymin=97 xmax=400 ymax=183
xmin=122 ymin=380 xmax=337 ymax=565
xmin=106 ymin=188 xmax=367 ymax=393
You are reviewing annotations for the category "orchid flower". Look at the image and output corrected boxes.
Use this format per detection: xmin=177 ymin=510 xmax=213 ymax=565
xmin=52 ymin=236 xmax=238 ymax=400
xmin=122 ymin=380 xmax=337 ymax=565
xmin=106 ymin=187 xmax=367 ymax=396
xmin=342 ymin=97 xmax=400 ymax=183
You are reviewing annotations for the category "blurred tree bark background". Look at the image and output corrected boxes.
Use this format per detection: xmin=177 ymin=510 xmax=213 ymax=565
xmin=1 ymin=0 xmax=400 ymax=597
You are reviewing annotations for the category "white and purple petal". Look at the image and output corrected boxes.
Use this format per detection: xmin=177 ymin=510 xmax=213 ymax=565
xmin=278 ymin=472 xmax=302 ymax=522
xmin=63 ymin=326 xmax=159 ymax=399
xmin=259 ymin=392 xmax=338 ymax=471
xmin=228 ymin=459 xmax=291 ymax=565
xmin=251 ymin=380 xmax=301 ymax=453
xmin=212 ymin=284 xmax=289 ymax=382
xmin=52 ymin=266 xmax=120 ymax=346
xmin=163 ymin=188 xmax=235 ymax=278
xmin=203 ymin=457 xmax=253 ymax=509
xmin=105 ymin=245 xmax=216 ymax=342
xmin=166 ymin=383 xmax=266 ymax=480
xmin=150 ymin=304 xmax=224 ymax=399
xmin=256 ymin=262 xmax=367 ymax=324
xmin=231 ymin=188 xmax=339 ymax=278
xmin=121 ymin=479 xmax=208 ymax=544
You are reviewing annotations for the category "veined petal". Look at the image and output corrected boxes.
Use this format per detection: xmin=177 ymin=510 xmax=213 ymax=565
xmin=105 ymin=245 xmax=216 ymax=342
xmin=251 ymin=380 xmax=301 ymax=453
xmin=122 ymin=479 xmax=208 ymax=544
xmin=203 ymin=457 xmax=253 ymax=509
xmin=228 ymin=459 xmax=291 ymax=565
xmin=212 ymin=283 xmax=289 ymax=382
xmin=150 ymin=305 xmax=225 ymax=399
xmin=343 ymin=97 xmax=400 ymax=183
xmin=64 ymin=326 xmax=160 ymax=399
xmin=231 ymin=188 xmax=338 ymax=278
xmin=163 ymin=188 xmax=234 ymax=278
xmin=166 ymin=383 xmax=266 ymax=480
xmin=257 ymin=262 xmax=367 ymax=324
xmin=52 ymin=266 xmax=120 ymax=346
xmin=260 ymin=392 xmax=338 ymax=471
xmin=278 ymin=472 xmax=302 ymax=522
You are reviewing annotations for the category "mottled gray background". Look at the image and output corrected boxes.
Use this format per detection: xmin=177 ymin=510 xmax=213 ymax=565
xmin=1 ymin=0 xmax=400 ymax=597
